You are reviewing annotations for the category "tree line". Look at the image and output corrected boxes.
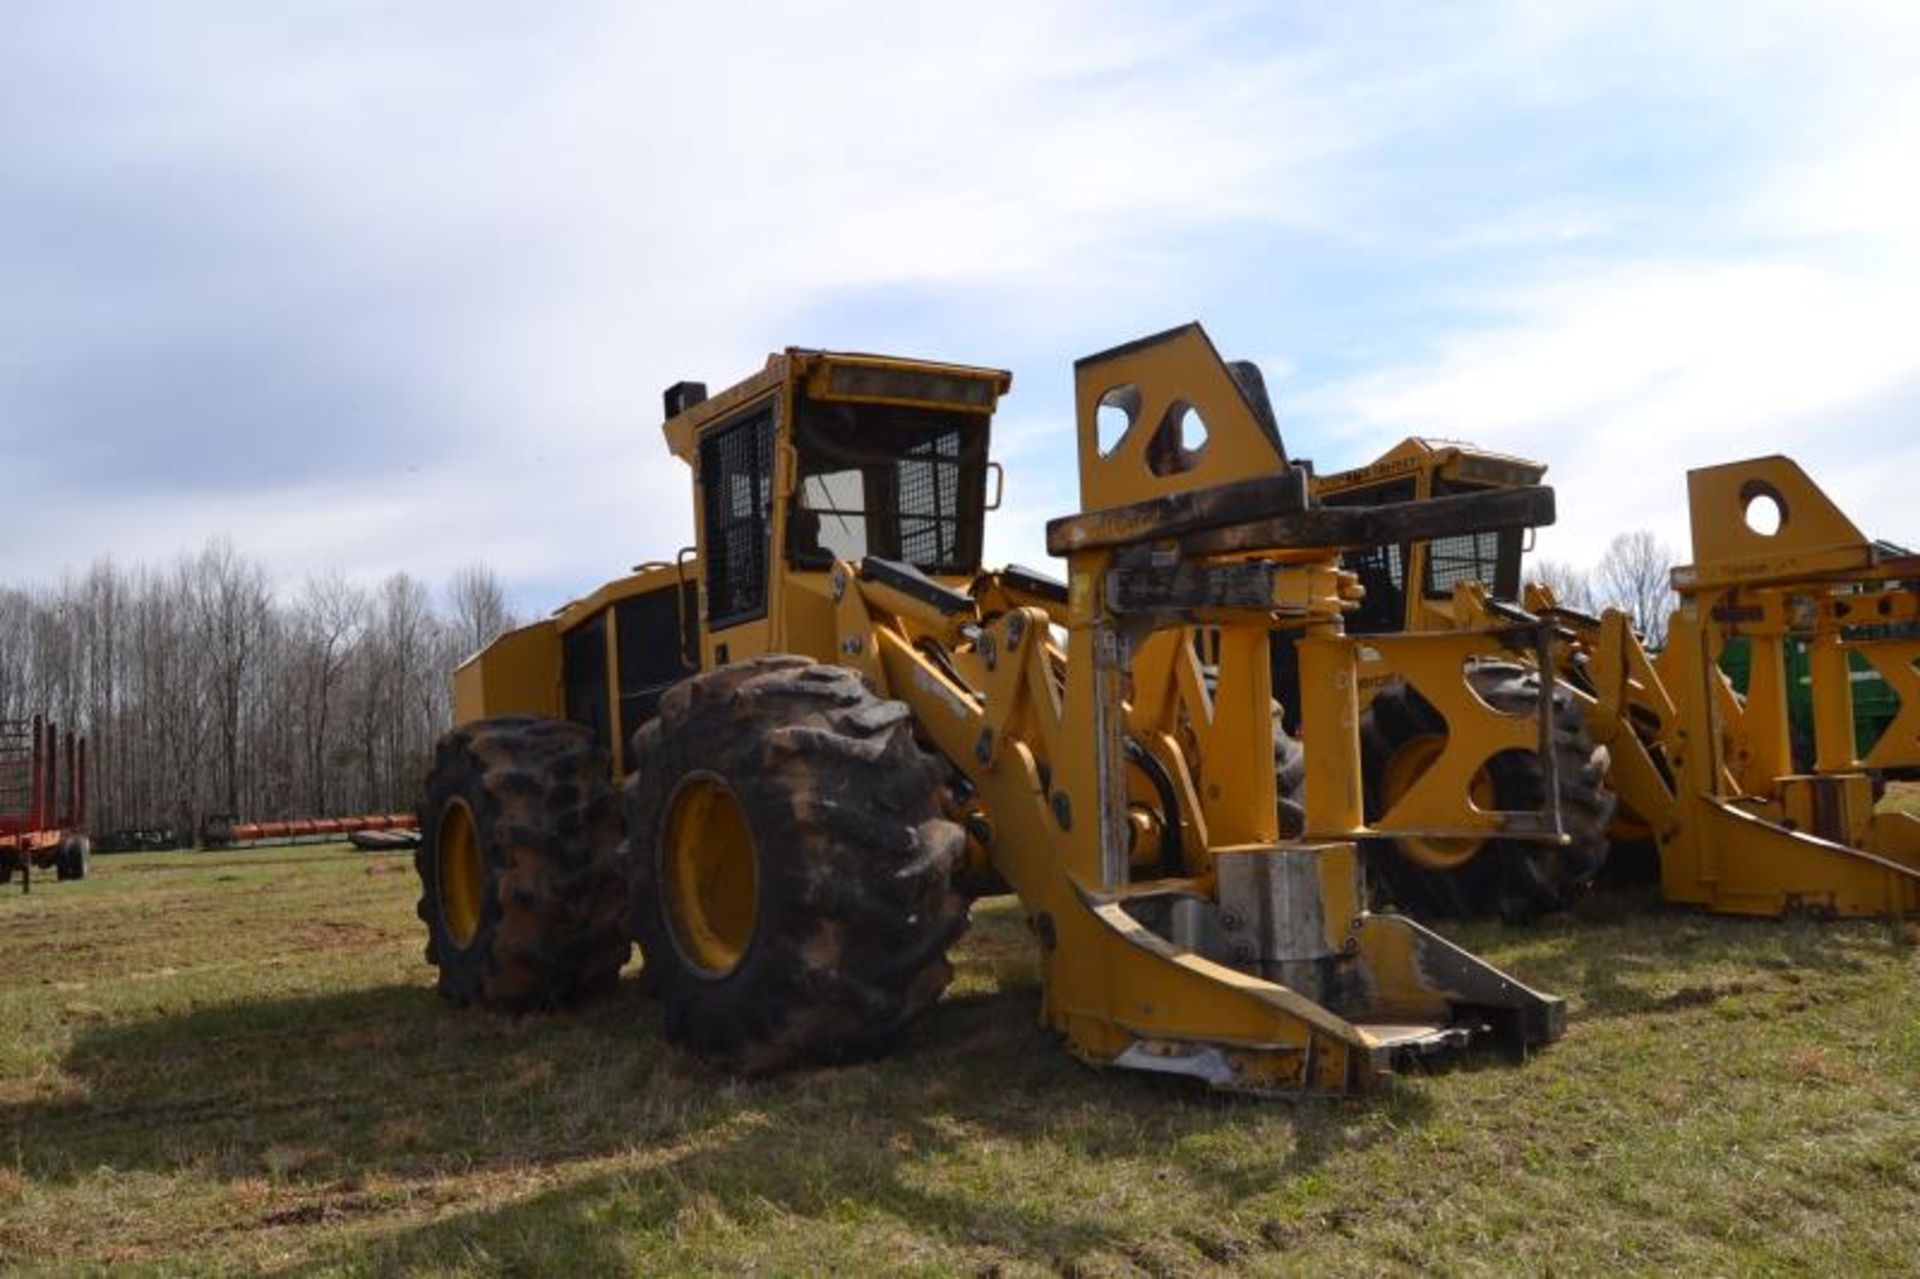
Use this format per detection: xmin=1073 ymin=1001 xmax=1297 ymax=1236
xmin=0 ymin=541 xmax=515 ymax=842
xmin=2 ymin=527 xmax=1674 ymax=845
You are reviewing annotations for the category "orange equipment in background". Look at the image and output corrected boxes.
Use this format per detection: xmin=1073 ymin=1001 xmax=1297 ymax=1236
xmin=200 ymin=811 xmax=419 ymax=849
xmin=0 ymin=715 xmax=90 ymax=890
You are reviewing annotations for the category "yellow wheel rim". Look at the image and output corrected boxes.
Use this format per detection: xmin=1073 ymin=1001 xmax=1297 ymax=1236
xmin=437 ymin=797 xmax=484 ymax=948
xmin=1382 ymin=734 xmax=1498 ymax=872
xmin=662 ymin=774 xmax=759 ymax=977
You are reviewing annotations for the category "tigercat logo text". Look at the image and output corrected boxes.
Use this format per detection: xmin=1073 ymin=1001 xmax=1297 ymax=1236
xmin=1318 ymin=455 xmax=1424 ymax=491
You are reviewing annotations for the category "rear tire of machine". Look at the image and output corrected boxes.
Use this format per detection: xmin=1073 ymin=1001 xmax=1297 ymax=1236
xmin=414 ymin=716 xmax=630 ymax=1010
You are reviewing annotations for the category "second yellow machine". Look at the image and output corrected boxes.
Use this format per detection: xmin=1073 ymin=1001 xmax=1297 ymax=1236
xmin=1294 ymin=439 xmax=1920 ymax=922
xmin=416 ymin=325 xmax=1567 ymax=1096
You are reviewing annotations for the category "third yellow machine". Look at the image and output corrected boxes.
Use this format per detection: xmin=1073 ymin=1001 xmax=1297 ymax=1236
xmin=1302 ymin=439 xmax=1920 ymax=920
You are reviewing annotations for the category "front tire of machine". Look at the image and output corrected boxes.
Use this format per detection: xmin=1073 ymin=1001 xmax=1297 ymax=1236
xmin=414 ymin=716 xmax=630 ymax=1010
xmin=626 ymin=655 xmax=969 ymax=1075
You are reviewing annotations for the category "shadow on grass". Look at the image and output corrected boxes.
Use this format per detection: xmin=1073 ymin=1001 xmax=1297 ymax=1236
xmin=280 ymin=980 xmax=1445 ymax=1276
xmin=3 ymin=898 xmax=1504 ymax=1274
xmin=62 ymin=889 xmax=1810 ymax=1275
xmin=7 ymin=962 xmax=1458 ymax=1275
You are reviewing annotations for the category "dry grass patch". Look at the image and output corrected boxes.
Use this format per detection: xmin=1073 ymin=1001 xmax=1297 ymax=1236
xmin=1880 ymin=780 xmax=1920 ymax=816
xmin=0 ymin=844 xmax=1915 ymax=1275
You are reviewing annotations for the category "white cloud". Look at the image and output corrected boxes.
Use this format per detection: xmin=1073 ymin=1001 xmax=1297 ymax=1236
xmin=1280 ymin=0 xmax=1920 ymax=567
xmin=5 ymin=2 xmax=1362 ymax=598
xmin=1295 ymin=255 xmax=1920 ymax=564
xmin=6 ymin=0 xmax=1920 ymax=604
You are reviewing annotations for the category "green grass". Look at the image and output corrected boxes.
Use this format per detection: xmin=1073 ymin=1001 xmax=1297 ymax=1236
xmin=2 ymin=846 xmax=1916 ymax=1276
xmin=1881 ymin=780 xmax=1920 ymax=817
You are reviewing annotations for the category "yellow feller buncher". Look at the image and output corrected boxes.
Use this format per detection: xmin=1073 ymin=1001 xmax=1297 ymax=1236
xmin=415 ymin=324 xmax=1573 ymax=1096
xmin=1284 ymin=441 xmax=1616 ymax=919
xmin=1299 ymin=438 xmax=1920 ymax=919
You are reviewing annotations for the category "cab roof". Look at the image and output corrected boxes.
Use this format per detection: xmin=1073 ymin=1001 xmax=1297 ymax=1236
xmin=661 ymin=348 xmax=1011 ymax=464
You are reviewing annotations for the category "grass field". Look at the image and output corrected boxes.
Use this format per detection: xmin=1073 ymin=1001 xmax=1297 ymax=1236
xmin=2 ymin=826 xmax=1917 ymax=1276
xmin=1883 ymin=781 xmax=1920 ymax=817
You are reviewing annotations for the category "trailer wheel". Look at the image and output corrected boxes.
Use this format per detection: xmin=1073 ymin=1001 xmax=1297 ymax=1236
xmin=1362 ymin=664 xmax=1614 ymax=921
xmin=55 ymin=835 xmax=89 ymax=881
xmin=625 ymin=655 xmax=969 ymax=1075
xmin=414 ymin=716 xmax=629 ymax=1010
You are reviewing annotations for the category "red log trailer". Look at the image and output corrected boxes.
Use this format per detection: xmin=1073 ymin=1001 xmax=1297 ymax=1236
xmin=0 ymin=716 xmax=90 ymax=892
xmin=200 ymin=811 xmax=419 ymax=850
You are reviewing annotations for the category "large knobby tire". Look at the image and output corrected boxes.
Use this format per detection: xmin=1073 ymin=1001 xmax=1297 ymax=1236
xmin=55 ymin=835 xmax=89 ymax=881
xmin=625 ymin=654 xmax=969 ymax=1076
xmin=1362 ymin=663 xmax=1614 ymax=921
xmin=415 ymin=715 xmax=629 ymax=1010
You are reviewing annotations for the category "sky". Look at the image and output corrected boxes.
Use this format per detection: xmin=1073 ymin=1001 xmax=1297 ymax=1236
xmin=4 ymin=1 xmax=1918 ymax=614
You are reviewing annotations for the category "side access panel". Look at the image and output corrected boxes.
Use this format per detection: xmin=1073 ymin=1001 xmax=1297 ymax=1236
xmin=452 ymin=622 xmax=562 ymax=726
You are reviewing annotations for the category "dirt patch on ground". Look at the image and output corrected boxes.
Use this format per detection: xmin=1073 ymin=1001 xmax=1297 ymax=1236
xmin=294 ymin=921 xmax=390 ymax=950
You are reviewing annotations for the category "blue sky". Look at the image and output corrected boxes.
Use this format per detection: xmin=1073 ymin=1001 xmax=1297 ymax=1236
xmin=4 ymin=2 xmax=1917 ymax=612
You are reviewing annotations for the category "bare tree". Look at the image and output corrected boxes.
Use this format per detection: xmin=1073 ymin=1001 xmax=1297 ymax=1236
xmin=291 ymin=572 xmax=366 ymax=817
xmin=144 ymin=558 xmax=214 ymax=836
xmin=79 ymin=561 xmax=121 ymax=826
xmin=342 ymin=572 xmax=447 ymax=813
xmin=0 ymin=587 xmax=30 ymax=722
xmin=381 ymin=572 xmax=443 ymax=808
xmin=192 ymin=540 xmax=273 ymax=818
xmin=0 ymin=541 xmax=496 ymax=835
xmin=446 ymin=563 xmax=514 ymax=658
xmin=1529 ymin=557 xmax=1596 ymax=613
xmin=1594 ymin=529 xmax=1675 ymax=647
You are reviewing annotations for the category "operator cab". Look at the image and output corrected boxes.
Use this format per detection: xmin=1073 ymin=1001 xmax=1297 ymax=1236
xmin=1269 ymin=438 xmax=1548 ymax=734
xmin=662 ymin=350 xmax=1011 ymax=671
xmin=1312 ymin=438 xmax=1546 ymax=636
xmin=448 ymin=349 xmax=1009 ymax=776
xmin=786 ymin=395 xmax=990 ymax=576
